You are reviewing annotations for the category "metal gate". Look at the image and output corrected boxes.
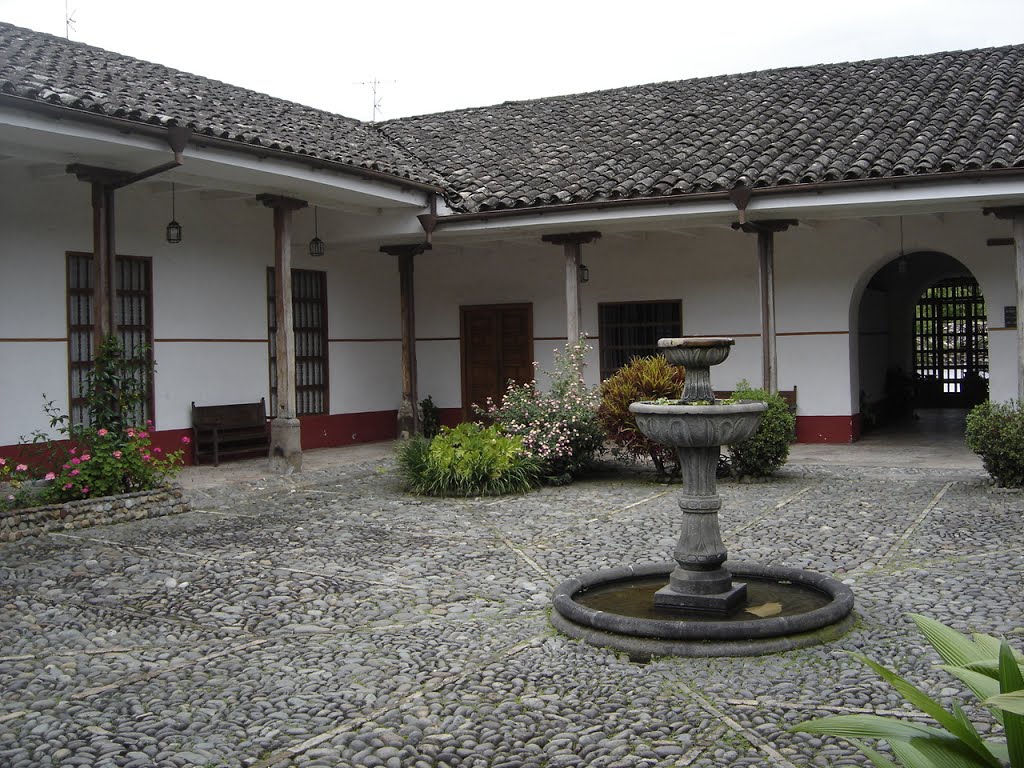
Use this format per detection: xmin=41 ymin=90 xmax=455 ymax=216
xmin=912 ymin=276 xmax=988 ymax=407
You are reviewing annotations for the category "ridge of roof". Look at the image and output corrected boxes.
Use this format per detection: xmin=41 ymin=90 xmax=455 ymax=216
xmin=384 ymin=43 xmax=1024 ymax=123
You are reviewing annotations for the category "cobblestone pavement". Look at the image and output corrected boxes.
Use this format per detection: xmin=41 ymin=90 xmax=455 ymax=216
xmin=1 ymin=457 xmax=1021 ymax=768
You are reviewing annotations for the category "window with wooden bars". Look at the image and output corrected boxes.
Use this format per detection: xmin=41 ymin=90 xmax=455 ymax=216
xmin=597 ymin=300 xmax=682 ymax=380
xmin=66 ymin=252 xmax=154 ymax=427
xmin=267 ymin=268 xmax=328 ymax=416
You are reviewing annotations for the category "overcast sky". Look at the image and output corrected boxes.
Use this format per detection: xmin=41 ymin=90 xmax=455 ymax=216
xmin=2 ymin=0 xmax=1024 ymax=122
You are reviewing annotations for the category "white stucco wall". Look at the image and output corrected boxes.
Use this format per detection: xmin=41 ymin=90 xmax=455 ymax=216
xmin=0 ymin=169 xmax=403 ymax=445
xmin=2 ymin=161 xmax=1020 ymax=449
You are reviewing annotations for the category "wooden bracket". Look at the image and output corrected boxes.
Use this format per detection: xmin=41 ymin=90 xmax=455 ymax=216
xmin=541 ymin=231 xmax=602 ymax=246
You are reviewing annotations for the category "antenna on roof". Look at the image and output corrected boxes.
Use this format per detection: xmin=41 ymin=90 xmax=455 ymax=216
xmin=354 ymin=77 xmax=396 ymax=123
xmin=64 ymin=0 xmax=77 ymax=39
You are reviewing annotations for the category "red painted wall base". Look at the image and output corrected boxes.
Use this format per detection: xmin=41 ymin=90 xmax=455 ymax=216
xmin=1 ymin=410 xmax=866 ymax=468
xmin=299 ymin=410 xmax=398 ymax=450
xmin=795 ymin=414 xmax=861 ymax=443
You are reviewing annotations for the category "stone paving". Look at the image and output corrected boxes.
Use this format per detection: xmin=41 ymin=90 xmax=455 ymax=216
xmin=1 ymin=455 xmax=1021 ymax=768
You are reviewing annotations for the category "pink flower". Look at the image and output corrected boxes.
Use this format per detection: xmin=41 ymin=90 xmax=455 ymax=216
xmin=127 ymin=429 xmax=136 ymax=438
xmin=71 ymin=457 xmax=81 ymax=465
xmin=0 ymin=458 xmax=6 ymax=466
xmin=81 ymin=486 xmax=89 ymax=495
xmin=181 ymin=436 xmax=191 ymax=445
xmin=138 ymin=431 xmax=149 ymax=439
xmin=112 ymin=451 xmax=122 ymax=459
xmin=44 ymin=472 xmax=56 ymax=481
xmin=142 ymin=454 xmax=152 ymax=462
xmin=153 ymin=447 xmax=162 ymax=454
xmin=15 ymin=464 xmax=27 ymax=472
xmin=69 ymin=447 xmax=77 ymax=455
xmin=81 ymin=454 xmax=91 ymax=461
xmin=97 ymin=428 xmax=108 ymax=436
xmin=62 ymin=483 xmax=73 ymax=490
xmin=146 ymin=419 xmax=154 ymax=427
xmin=70 ymin=469 xmax=80 ymax=476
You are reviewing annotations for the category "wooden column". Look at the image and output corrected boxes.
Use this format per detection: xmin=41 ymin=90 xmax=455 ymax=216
xmin=733 ymin=220 xmax=797 ymax=394
xmin=985 ymin=207 xmax=1024 ymax=399
xmin=92 ymin=182 xmax=116 ymax=344
xmin=381 ymin=243 xmax=430 ymax=437
xmin=68 ymin=166 xmax=134 ymax=348
xmin=541 ymin=231 xmax=601 ymax=347
xmin=258 ymin=194 xmax=308 ymax=473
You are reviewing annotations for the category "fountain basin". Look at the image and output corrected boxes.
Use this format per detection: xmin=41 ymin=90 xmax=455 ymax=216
xmin=551 ymin=561 xmax=855 ymax=658
xmin=630 ymin=400 xmax=767 ymax=447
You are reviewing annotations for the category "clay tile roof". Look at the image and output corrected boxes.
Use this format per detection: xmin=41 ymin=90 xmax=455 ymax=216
xmin=3 ymin=21 xmax=1023 ymax=215
xmin=380 ymin=45 xmax=1024 ymax=212
xmin=0 ymin=21 xmax=442 ymax=188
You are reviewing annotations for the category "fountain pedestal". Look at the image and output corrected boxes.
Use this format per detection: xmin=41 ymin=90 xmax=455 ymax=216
xmin=631 ymin=338 xmax=764 ymax=615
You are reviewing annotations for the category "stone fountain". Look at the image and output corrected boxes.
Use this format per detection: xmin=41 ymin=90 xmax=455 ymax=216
xmin=551 ymin=337 xmax=854 ymax=658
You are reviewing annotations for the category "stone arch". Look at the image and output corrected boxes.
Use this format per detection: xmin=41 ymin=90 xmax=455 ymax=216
xmin=848 ymin=250 xmax=984 ymax=433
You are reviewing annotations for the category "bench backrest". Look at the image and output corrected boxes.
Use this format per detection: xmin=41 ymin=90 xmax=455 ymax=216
xmin=191 ymin=398 xmax=267 ymax=428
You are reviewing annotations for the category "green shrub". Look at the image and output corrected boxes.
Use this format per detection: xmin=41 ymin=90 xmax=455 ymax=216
xmin=396 ymin=422 xmax=540 ymax=497
xmin=419 ymin=395 xmax=441 ymax=439
xmin=727 ymin=380 xmax=795 ymax=478
xmin=482 ymin=338 xmax=604 ymax=480
xmin=792 ymin=613 xmax=1024 ymax=768
xmin=598 ymin=355 xmax=686 ymax=476
xmin=966 ymin=400 xmax=1024 ymax=487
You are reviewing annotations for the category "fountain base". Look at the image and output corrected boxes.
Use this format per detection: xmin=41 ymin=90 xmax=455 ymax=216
xmin=552 ymin=561 xmax=855 ymax=659
xmin=654 ymin=581 xmax=747 ymax=614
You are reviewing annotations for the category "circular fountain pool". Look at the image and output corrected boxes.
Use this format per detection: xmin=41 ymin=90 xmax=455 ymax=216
xmin=551 ymin=561 xmax=855 ymax=659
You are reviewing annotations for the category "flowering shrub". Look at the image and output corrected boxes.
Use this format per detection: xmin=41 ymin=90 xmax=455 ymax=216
xmin=0 ymin=458 xmax=35 ymax=511
xmin=480 ymin=338 xmax=604 ymax=479
xmin=2 ymin=335 xmax=187 ymax=510
xmin=39 ymin=424 xmax=187 ymax=503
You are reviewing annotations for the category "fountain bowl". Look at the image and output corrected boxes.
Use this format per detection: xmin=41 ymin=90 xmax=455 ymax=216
xmin=657 ymin=336 xmax=735 ymax=369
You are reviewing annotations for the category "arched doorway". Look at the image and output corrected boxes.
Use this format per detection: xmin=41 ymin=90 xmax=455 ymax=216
xmin=855 ymin=251 xmax=987 ymax=434
xmin=912 ymin=276 xmax=989 ymax=408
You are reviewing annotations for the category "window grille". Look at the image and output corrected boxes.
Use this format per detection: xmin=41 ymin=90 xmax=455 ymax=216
xmin=267 ymin=268 xmax=328 ymax=416
xmin=66 ymin=253 xmax=154 ymax=426
xmin=912 ymin=276 xmax=988 ymax=398
xmin=598 ymin=300 xmax=682 ymax=379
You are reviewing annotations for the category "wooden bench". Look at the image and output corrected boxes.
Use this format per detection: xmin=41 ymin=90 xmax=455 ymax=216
xmin=191 ymin=398 xmax=270 ymax=466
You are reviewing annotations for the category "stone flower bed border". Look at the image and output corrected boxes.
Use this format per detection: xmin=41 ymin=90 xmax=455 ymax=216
xmin=0 ymin=487 xmax=190 ymax=542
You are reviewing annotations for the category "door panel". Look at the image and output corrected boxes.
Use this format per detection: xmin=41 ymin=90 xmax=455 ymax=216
xmin=461 ymin=304 xmax=533 ymax=418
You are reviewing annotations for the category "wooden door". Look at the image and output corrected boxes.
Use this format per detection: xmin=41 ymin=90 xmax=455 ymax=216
xmin=461 ymin=304 xmax=533 ymax=419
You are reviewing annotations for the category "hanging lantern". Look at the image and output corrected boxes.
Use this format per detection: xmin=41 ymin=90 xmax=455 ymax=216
xmin=309 ymin=206 xmax=325 ymax=257
xmin=165 ymin=182 xmax=182 ymax=244
xmin=579 ymin=263 xmax=590 ymax=283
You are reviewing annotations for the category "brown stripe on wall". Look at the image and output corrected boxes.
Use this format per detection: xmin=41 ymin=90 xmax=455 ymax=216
xmin=0 ymin=338 xmax=67 ymax=342
xmin=328 ymin=338 xmax=402 ymax=343
xmin=155 ymin=338 xmax=268 ymax=343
